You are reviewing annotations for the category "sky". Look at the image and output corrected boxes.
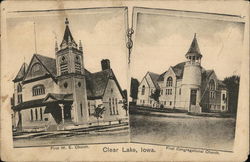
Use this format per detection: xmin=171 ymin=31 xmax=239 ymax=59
xmin=131 ymin=12 xmax=245 ymax=81
xmin=4 ymin=8 xmax=128 ymax=96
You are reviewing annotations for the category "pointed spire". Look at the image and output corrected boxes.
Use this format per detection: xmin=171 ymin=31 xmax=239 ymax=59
xmin=79 ymin=40 xmax=83 ymax=51
xmin=60 ymin=18 xmax=77 ymax=49
xmin=185 ymin=33 xmax=202 ymax=58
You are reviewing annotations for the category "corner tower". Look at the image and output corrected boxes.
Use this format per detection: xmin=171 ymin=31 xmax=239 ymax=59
xmin=181 ymin=34 xmax=202 ymax=112
xmin=55 ymin=18 xmax=88 ymax=124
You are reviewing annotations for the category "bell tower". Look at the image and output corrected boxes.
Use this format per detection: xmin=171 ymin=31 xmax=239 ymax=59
xmin=181 ymin=34 xmax=202 ymax=112
xmin=55 ymin=18 xmax=89 ymax=124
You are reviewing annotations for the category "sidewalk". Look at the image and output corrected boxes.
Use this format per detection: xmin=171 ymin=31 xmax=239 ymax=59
xmin=13 ymin=122 xmax=129 ymax=140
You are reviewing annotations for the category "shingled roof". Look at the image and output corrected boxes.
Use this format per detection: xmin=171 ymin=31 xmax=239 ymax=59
xmin=86 ymin=69 xmax=124 ymax=99
xmin=15 ymin=54 xmax=123 ymax=100
xmin=158 ymin=62 xmax=186 ymax=81
xmin=185 ymin=34 xmax=202 ymax=58
xmin=148 ymin=72 xmax=160 ymax=89
xmin=35 ymin=54 xmax=57 ymax=77
xmin=13 ymin=63 xmax=28 ymax=82
xmin=60 ymin=18 xmax=77 ymax=49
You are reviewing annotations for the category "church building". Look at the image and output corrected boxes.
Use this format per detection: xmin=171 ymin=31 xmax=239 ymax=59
xmin=11 ymin=18 xmax=127 ymax=132
xmin=136 ymin=34 xmax=228 ymax=113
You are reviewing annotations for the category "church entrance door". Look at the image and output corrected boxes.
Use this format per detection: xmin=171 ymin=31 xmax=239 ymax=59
xmin=190 ymin=89 xmax=197 ymax=105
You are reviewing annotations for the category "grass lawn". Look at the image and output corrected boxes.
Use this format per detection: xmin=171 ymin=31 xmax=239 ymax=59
xmin=130 ymin=113 xmax=236 ymax=151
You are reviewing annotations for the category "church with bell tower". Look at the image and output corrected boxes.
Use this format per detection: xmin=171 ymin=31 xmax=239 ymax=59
xmin=136 ymin=34 xmax=228 ymax=113
xmin=11 ymin=18 xmax=127 ymax=132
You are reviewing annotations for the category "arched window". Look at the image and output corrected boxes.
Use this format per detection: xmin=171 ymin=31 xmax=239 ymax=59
xmin=209 ymin=80 xmax=215 ymax=90
xmin=32 ymin=85 xmax=45 ymax=96
xmin=141 ymin=85 xmax=145 ymax=95
xmin=17 ymin=83 xmax=22 ymax=93
xmin=166 ymin=77 xmax=173 ymax=87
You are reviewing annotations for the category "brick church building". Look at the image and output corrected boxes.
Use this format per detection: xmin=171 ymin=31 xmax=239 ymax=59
xmin=11 ymin=18 xmax=127 ymax=132
xmin=136 ymin=34 xmax=228 ymax=113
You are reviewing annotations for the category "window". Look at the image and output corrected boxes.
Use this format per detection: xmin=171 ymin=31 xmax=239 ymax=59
xmin=32 ymin=85 xmax=45 ymax=96
xmin=222 ymin=94 xmax=226 ymax=100
xmin=222 ymin=106 xmax=225 ymax=110
xmin=40 ymin=108 xmax=43 ymax=120
xmin=80 ymin=103 xmax=83 ymax=117
xmin=115 ymin=98 xmax=119 ymax=115
xmin=17 ymin=83 xmax=22 ymax=92
xmin=60 ymin=63 xmax=68 ymax=75
xmin=17 ymin=94 xmax=23 ymax=103
xmin=209 ymin=80 xmax=215 ymax=90
xmin=30 ymin=109 xmax=33 ymax=121
xmin=179 ymin=88 xmax=181 ymax=95
xmin=75 ymin=56 xmax=81 ymax=74
xmin=112 ymin=98 xmax=115 ymax=115
xmin=166 ymin=77 xmax=173 ymax=87
xmin=32 ymin=63 xmax=41 ymax=73
xmin=141 ymin=85 xmax=145 ymax=95
xmin=35 ymin=109 xmax=38 ymax=120
xmin=170 ymin=101 xmax=172 ymax=106
xmin=88 ymin=102 xmax=90 ymax=116
xmin=165 ymin=89 xmax=172 ymax=95
xmin=160 ymin=89 xmax=163 ymax=95
xmin=60 ymin=56 xmax=68 ymax=75
xmin=210 ymin=91 xmax=216 ymax=99
xmin=109 ymin=98 xmax=112 ymax=115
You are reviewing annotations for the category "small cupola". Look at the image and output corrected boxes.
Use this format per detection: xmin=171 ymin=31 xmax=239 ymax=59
xmin=185 ymin=33 xmax=202 ymax=65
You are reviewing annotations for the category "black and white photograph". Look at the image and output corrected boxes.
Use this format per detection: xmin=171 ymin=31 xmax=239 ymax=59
xmin=129 ymin=7 xmax=245 ymax=151
xmin=6 ymin=7 xmax=129 ymax=147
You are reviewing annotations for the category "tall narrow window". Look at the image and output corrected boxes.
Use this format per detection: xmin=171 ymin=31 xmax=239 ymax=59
xmin=112 ymin=98 xmax=115 ymax=115
xmin=179 ymin=88 xmax=181 ymax=95
xmin=88 ymin=102 xmax=90 ymax=116
xmin=166 ymin=77 xmax=173 ymax=87
xmin=60 ymin=56 xmax=68 ymax=75
xmin=109 ymin=98 xmax=112 ymax=115
xmin=35 ymin=109 xmax=38 ymax=121
xmin=30 ymin=109 xmax=33 ymax=121
xmin=40 ymin=108 xmax=43 ymax=120
xmin=17 ymin=83 xmax=22 ymax=92
xmin=80 ymin=103 xmax=83 ymax=117
xmin=115 ymin=98 xmax=119 ymax=115
xmin=141 ymin=85 xmax=145 ymax=95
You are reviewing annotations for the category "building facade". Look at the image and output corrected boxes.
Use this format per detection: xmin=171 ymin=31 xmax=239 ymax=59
xmin=11 ymin=18 xmax=127 ymax=132
xmin=136 ymin=34 xmax=228 ymax=113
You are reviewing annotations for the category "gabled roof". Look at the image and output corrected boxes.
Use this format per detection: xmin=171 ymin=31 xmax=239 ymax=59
xmin=158 ymin=62 xmax=185 ymax=81
xmin=86 ymin=69 xmax=124 ymax=99
xmin=148 ymin=72 xmax=160 ymax=89
xmin=185 ymin=34 xmax=202 ymax=58
xmin=201 ymin=69 xmax=214 ymax=81
xmin=172 ymin=62 xmax=185 ymax=79
xmin=35 ymin=54 xmax=57 ymax=77
xmin=13 ymin=63 xmax=28 ymax=82
xmin=14 ymin=53 xmax=124 ymax=100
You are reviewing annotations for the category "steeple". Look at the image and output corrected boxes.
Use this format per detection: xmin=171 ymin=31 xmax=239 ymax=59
xmin=60 ymin=18 xmax=77 ymax=49
xmin=185 ymin=33 xmax=202 ymax=59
